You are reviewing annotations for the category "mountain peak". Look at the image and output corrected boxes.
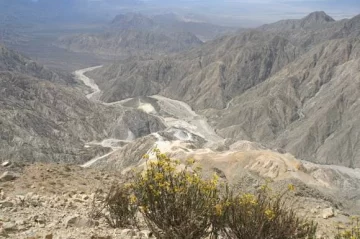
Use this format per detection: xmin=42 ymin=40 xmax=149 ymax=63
xmin=302 ymin=11 xmax=335 ymax=23
xmin=110 ymin=12 xmax=156 ymax=30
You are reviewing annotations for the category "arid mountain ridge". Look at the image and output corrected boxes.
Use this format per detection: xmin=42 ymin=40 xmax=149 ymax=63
xmin=55 ymin=12 xmax=236 ymax=58
xmin=55 ymin=13 xmax=207 ymax=58
xmin=86 ymin=11 xmax=360 ymax=167
xmin=0 ymin=44 xmax=165 ymax=163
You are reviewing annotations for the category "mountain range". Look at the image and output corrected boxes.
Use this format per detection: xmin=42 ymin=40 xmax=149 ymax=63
xmin=86 ymin=11 xmax=360 ymax=167
xmin=55 ymin=12 xmax=235 ymax=58
xmin=2 ymin=10 xmax=360 ymax=238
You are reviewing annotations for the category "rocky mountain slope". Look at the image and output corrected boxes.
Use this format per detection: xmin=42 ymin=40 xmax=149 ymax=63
xmin=110 ymin=12 xmax=234 ymax=41
xmin=86 ymin=12 xmax=360 ymax=167
xmin=56 ymin=30 xmax=202 ymax=58
xmin=0 ymin=45 xmax=165 ymax=164
xmin=0 ymin=44 xmax=73 ymax=85
xmin=214 ymin=38 xmax=360 ymax=167
xmin=55 ymin=13 xmax=205 ymax=58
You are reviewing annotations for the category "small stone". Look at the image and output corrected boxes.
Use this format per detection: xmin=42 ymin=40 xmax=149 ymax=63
xmin=310 ymin=208 xmax=318 ymax=214
xmin=3 ymin=222 xmax=16 ymax=232
xmin=0 ymin=200 xmax=14 ymax=208
xmin=44 ymin=233 xmax=53 ymax=239
xmin=82 ymin=195 xmax=89 ymax=200
xmin=72 ymin=198 xmax=84 ymax=203
xmin=34 ymin=215 xmax=46 ymax=224
xmin=121 ymin=229 xmax=136 ymax=237
xmin=322 ymin=207 xmax=334 ymax=219
xmin=64 ymin=215 xmax=94 ymax=228
xmin=139 ymin=230 xmax=153 ymax=238
xmin=90 ymin=236 xmax=111 ymax=239
xmin=15 ymin=219 xmax=25 ymax=226
xmin=0 ymin=172 xmax=17 ymax=182
xmin=26 ymin=192 xmax=35 ymax=199
xmin=0 ymin=191 xmax=5 ymax=200
xmin=1 ymin=161 xmax=10 ymax=167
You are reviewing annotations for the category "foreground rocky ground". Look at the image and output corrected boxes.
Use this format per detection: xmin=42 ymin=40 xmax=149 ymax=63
xmin=0 ymin=163 xmax=154 ymax=239
xmin=0 ymin=159 xmax=357 ymax=239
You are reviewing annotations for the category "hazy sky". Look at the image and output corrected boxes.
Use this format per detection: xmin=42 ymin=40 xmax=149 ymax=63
xmin=26 ymin=0 xmax=360 ymax=27
xmin=140 ymin=0 xmax=360 ymax=26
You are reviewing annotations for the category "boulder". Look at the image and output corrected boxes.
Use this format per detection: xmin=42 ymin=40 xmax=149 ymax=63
xmin=0 ymin=172 xmax=17 ymax=182
xmin=1 ymin=161 xmax=10 ymax=167
xmin=322 ymin=207 xmax=334 ymax=219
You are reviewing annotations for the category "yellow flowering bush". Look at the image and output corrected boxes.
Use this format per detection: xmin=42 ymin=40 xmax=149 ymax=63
xmin=218 ymin=184 xmax=317 ymax=239
xmin=335 ymin=216 xmax=360 ymax=239
xmin=132 ymin=149 xmax=220 ymax=238
xmin=92 ymin=150 xmax=318 ymax=238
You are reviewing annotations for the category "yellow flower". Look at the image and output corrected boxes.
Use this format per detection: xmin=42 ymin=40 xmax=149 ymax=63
xmin=214 ymin=204 xmax=223 ymax=216
xmin=212 ymin=173 xmax=219 ymax=183
xmin=124 ymin=183 xmax=133 ymax=189
xmin=239 ymin=194 xmax=257 ymax=205
xmin=341 ymin=230 xmax=352 ymax=237
xmin=265 ymin=209 xmax=276 ymax=220
xmin=260 ymin=184 xmax=268 ymax=192
xmin=288 ymin=184 xmax=295 ymax=191
xmin=155 ymin=173 xmax=164 ymax=181
xmin=129 ymin=195 xmax=137 ymax=203
xmin=186 ymin=158 xmax=195 ymax=165
xmin=158 ymin=153 xmax=167 ymax=160
xmin=139 ymin=206 xmax=148 ymax=213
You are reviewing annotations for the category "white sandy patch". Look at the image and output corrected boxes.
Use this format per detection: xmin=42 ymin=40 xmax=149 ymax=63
xmin=138 ymin=102 xmax=156 ymax=114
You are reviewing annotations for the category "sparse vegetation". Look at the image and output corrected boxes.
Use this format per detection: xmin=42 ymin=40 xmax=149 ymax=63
xmin=132 ymin=150 xmax=220 ymax=238
xmin=90 ymin=184 xmax=137 ymax=228
xmin=217 ymin=185 xmax=317 ymax=239
xmin=94 ymin=149 xmax=317 ymax=238
xmin=335 ymin=217 xmax=360 ymax=239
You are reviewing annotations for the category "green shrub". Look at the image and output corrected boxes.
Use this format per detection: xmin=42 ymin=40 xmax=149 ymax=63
xmin=91 ymin=150 xmax=318 ymax=239
xmin=132 ymin=149 xmax=220 ymax=239
xmin=218 ymin=185 xmax=317 ymax=239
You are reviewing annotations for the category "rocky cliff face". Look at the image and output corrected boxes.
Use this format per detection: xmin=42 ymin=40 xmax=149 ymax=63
xmin=87 ymin=12 xmax=360 ymax=167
